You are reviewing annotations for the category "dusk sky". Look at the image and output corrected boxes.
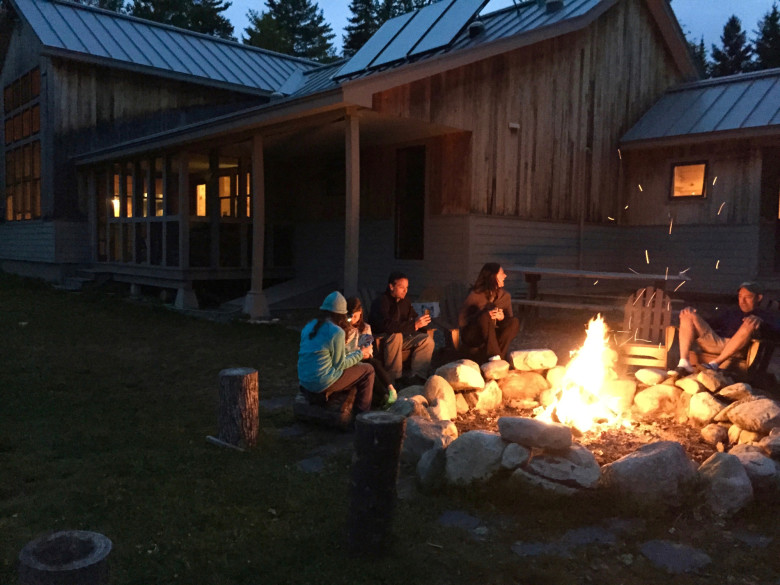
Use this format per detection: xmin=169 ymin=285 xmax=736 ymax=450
xmin=223 ymin=0 xmax=779 ymax=53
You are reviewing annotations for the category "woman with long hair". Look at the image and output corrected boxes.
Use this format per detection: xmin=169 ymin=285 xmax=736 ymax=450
xmin=458 ymin=263 xmax=520 ymax=362
xmin=297 ymin=291 xmax=375 ymax=413
xmin=345 ymin=297 xmax=397 ymax=405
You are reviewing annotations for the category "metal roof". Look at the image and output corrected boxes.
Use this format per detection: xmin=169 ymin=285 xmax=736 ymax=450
xmin=622 ymin=68 xmax=780 ymax=145
xmin=9 ymin=0 xmax=319 ymax=95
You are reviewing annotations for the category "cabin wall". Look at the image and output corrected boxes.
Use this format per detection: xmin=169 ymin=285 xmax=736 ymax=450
xmin=371 ymin=0 xmax=683 ymax=222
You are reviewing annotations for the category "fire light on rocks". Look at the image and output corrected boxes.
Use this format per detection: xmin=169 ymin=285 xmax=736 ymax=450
xmin=536 ymin=315 xmax=623 ymax=433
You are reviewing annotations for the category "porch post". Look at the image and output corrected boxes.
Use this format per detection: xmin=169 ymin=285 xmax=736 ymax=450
xmin=244 ymin=133 xmax=270 ymax=319
xmin=87 ymin=169 xmax=97 ymax=263
xmin=175 ymin=152 xmax=198 ymax=310
xmin=344 ymin=112 xmax=360 ymax=298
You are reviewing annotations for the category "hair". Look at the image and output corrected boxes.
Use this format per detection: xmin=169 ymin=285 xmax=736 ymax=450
xmin=472 ymin=262 xmax=503 ymax=302
xmin=308 ymin=310 xmax=349 ymax=339
xmin=346 ymin=297 xmax=366 ymax=331
xmin=386 ymin=271 xmax=408 ymax=287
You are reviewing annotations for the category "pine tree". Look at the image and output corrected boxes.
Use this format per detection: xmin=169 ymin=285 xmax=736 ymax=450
xmin=376 ymin=0 xmax=431 ymax=22
xmin=343 ymin=0 xmax=379 ymax=57
xmin=688 ymin=36 xmax=709 ymax=78
xmin=754 ymin=3 xmax=780 ymax=70
xmin=243 ymin=0 xmax=336 ymax=62
xmin=710 ymin=15 xmax=753 ymax=77
xmin=73 ymin=0 xmax=125 ymax=11
xmin=127 ymin=0 xmax=234 ymax=39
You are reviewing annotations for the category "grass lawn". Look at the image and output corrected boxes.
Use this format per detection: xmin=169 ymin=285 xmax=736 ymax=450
xmin=1 ymin=273 xmax=779 ymax=585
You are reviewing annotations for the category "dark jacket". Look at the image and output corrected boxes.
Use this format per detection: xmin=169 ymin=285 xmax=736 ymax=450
xmin=369 ymin=290 xmax=419 ymax=337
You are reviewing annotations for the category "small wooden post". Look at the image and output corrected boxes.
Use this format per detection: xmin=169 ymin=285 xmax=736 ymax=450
xmin=214 ymin=367 xmax=259 ymax=449
xmin=347 ymin=411 xmax=406 ymax=555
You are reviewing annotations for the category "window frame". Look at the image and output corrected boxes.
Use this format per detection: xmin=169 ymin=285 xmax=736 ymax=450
xmin=669 ymin=160 xmax=709 ymax=200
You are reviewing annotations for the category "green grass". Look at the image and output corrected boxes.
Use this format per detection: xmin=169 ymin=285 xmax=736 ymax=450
xmin=1 ymin=273 xmax=779 ymax=585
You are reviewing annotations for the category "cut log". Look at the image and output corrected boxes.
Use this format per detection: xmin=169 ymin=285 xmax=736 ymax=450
xmin=347 ymin=411 xmax=406 ymax=555
xmin=293 ymin=387 xmax=357 ymax=431
xmin=18 ymin=530 xmax=112 ymax=585
xmin=217 ymin=367 xmax=259 ymax=448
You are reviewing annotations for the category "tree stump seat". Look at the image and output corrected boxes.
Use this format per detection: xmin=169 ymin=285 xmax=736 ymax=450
xmin=293 ymin=386 xmax=357 ymax=430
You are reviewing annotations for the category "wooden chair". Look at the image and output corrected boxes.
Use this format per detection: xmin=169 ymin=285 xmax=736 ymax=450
xmin=432 ymin=281 xmax=471 ymax=350
xmin=618 ymin=286 xmax=676 ymax=370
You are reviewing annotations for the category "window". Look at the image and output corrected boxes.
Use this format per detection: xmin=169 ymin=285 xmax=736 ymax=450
xmin=3 ymin=68 xmax=41 ymax=220
xmin=671 ymin=162 xmax=707 ymax=198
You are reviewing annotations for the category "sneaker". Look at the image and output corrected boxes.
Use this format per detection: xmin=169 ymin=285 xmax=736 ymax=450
xmin=489 ymin=355 xmax=501 ymax=361
xmin=701 ymin=362 xmax=720 ymax=371
xmin=667 ymin=365 xmax=694 ymax=377
xmin=386 ymin=388 xmax=397 ymax=405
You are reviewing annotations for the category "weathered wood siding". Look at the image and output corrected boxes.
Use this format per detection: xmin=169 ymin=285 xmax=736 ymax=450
xmin=622 ymin=140 xmax=762 ymax=226
xmin=0 ymin=221 xmax=55 ymax=261
xmin=371 ymin=0 xmax=683 ymax=221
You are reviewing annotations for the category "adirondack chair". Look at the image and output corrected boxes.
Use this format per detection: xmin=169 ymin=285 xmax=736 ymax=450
xmin=618 ymin=286 xmax=676 ymax=370
xmin=432 ymin=281 xmax=471 ymax=350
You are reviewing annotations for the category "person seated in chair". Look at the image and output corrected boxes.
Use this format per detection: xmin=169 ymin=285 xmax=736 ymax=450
xmin=369 ymin=271 xmax=434 ymax=385
xmin=670 ymin=281 xmax=779 ymax=375
xmin=458 ymin=263 xmax=520 ymax=363
xmin=298 ymin=291 xmax=374 ymax=412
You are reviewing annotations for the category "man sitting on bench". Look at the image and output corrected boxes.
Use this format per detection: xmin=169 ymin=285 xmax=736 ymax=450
xmin=670 ymin=281 xmax=779 ymax=375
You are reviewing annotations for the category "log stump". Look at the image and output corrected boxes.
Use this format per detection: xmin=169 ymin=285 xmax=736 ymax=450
xmin=18 ymin=530 xmax=112 ymax=585
xmin=216 ymin=367 xmax=259 ymax=448
xmin=347 ymin=411 xmax=406 ymax=555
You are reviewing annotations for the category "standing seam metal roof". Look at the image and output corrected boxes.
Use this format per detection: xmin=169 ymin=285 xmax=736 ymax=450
xmin=9 ymin=0 xmax=319 ymax=94
xmin=622 ymin=68 xmax=780 ymax=143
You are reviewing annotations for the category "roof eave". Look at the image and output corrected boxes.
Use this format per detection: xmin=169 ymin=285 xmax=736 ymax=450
xmin=644 ymin=0 xmax=699 ymax=81
xmin=620 ymin=125 xmax=780 ymax=150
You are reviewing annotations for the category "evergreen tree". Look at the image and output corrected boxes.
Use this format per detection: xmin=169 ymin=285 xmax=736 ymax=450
xmin=710 ymin=15 xmax=753 ymax=77
xmin=754 ymin=3 xmax=780 ymax=70
xmin=377 ymin=0 xmax=431 ymax=22
xmin=127 ymin=0 xmax=234 ymax=39
xmin=688 ymin=36 xmax=709 ymax=78
xmin=243 ymin=0 xmax=335 ymax=62
xmin=74 ymin=0 xmax=125 ymax=11
xmin=343 ymin=0 xmax=379 ymax=57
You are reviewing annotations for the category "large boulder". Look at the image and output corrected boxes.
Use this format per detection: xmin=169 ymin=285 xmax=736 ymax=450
xmin=700 ymin=423 xmax=729 ymax=447
xmin=675 ymin=376 xmax=703 ymax=395
xmin=717 ymin=382 xmax=759 ymax=402
xmin=526 ymin=444 xmax=601 ymax=489
xmin=697 ymin=452 xmax=754 ymax=517
xmin=696 ymin=369 xmax=731 ymax=393
xmin=731 ymin=450 xmax=779 ymax=495
xmin=599 ymin=441 xmax=696 ymax=507
xmin=474 ymin=380 xmax=503 ymax=413
xmin=435 ymin=360 xmax=485 ymax=391
xmin=481 ymin=359 xmax=510 ymax=381
xmin=600 ymin=379 xmax=637 ymax=416
xmin=416 ymin=447 xmax=447 ymax=493
xmin=633 ymin=384 xmax=682 ymax=416
xmin=498 ymin=371 xmax=549 ymax=402
xmin=727 ymin=398 xmax=780 ymax=433
xmin=688 ymin=392 xmax=727 ymax=425
xmin=501 ymin=442 xmax=531 ymax=470
xmin=402 ymin=416 xmax=458 ymax=464
xmin=445 ymin=431 xmax=506 ymax=485
xmin=509 ymin=349 xmax=558 ymax=371
xmin=498 ymin=416 xmax=572 ymax=451
xmin=634 ymin=368 xmax=667 ymax=386
xmin=423 ymin=375 xmax=457 ymax=421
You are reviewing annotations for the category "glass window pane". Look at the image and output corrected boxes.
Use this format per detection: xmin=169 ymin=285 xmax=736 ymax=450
xmin=672 ymin=163 xmax=706 ymax=198
xmin=31 ymin=105 xmax=40 ymax=134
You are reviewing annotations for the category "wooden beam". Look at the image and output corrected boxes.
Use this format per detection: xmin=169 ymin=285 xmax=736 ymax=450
xmin=178 ymin=153 xmax=190 ymax=269
xmin=344 ymin=112 xmax=360 ymax=298
xmin=244 ymin=133 xmax=270 ymax=319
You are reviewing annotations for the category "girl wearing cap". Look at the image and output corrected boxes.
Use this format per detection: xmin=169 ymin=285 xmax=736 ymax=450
xmin=297 ymin=291 xmax=375 ymax=413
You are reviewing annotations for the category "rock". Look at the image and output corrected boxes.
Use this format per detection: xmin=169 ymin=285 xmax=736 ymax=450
xmin=526 ymin=444 xmax=601 ymax=489
xmin=416 ymin=446 xmax=447 ymax=493
xmin=428 ymin=400 xmax=457 ymax=421
xmin=509 ymin=349 xmax=558 ymax=371
xmin=435 ymin=359 xmax=485 ymax=391
xmin=424 ymin=376 xmax=457 ymax=420
xmin=675 ymin=376 xmax=703 ymax=395
xmin=759 ymin=434 xmax=780 ymax=459
xmin=728 ymin=424 xmax=743 ymax=445
xmin=633 ymin=384 xmax=682 ymax=415
xmin=729 ymin=443 xmax=765 ymax=455
xmin=737 ymin=430 xmax=763 ymax=444
xmin=546 ymin=365 xmax=566 ymax=388
xmin=402 ymin=416 xmax=458 ymax=464
xmin=635 ymin=368 xmax=667 ymax=386
xmin=498 ymin=416 xmax=572 ymax=450
xmin=696 ymin=369 xmax=731 ymax=393
xmin=481 ymin=359 xmax=510 ymax=381
xmin=501 ymin=442 xmax=531 ymax=470
xmin=398 ymin=385 xmax=426 ymax=400
xmin=455 ymin=392 xmax=470 ymax=414
xmin=538 ymin=387 xmax=556 ymax=407
xmin=498 ymin=371 xmax=549 ymax=401
xmin=714 ymin=396 xmax=758 ymax=423
xmin=388 ymin=395 xmax=430 ymax=419
xmin=698 ymin=452 xmax=754 ymax=517
xmin=717 ymin=382 xmax=758 ymax=401
xmin=474 ymin=380 xmax=503 ymax=413
xmin=701 ymin=423 xmax=729 ymax=447
xmin=727 ymin=398 xmax=780 ymax=433
xmin=688 ymin=392 xmax=727 ymax=425
xmin=600 ymin=379 xmax=637 ymax=415
xmin=508 ymin=467 xmax=579 ymax=496
xmin=732 ymin=450 xmax=778 ymax=494
xmin=639 ymin=540 xmax=711 ymax=574
xmin=599 ymin=441 xmax=697 ymax=507
xmin=444 ymin=430 xmax=506 ymax=485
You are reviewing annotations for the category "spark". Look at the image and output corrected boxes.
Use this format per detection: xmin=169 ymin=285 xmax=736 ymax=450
xmin=717 ymin=202 xmax=726 ymax=215
xmin=645 ymin=249 xmax=650 ymax=264
xmin=593 ymin=280 xmax=599 ymax=285
xmin=716 ymin=259 xmax=720 ymax=269
xmin=669 ymin=217 xmax=673 ymax=235
xmin=674 ymin=281 xmax=686 ymax=292
xmin=625 ymin=205 xmax=629 ymax=210
xmin=665 ymin=266 xmax=669 ymax=280
xmin=638 ymin=184 xmax=643 ymax=192
xmin=636 ymin=337 xmax=652 ymax=343
xmin=679 ymin=267 xmax=691 ymax=274
xmin=617 ymin=148 xmax=622 ymax=160
xmin=633 ymin=294 xmax=642 ymax=306
xmin=713 ymin=176 xmax=718 ymax=185
xmin=645 ymin=290 xmax=657 ymax=307
xmin=628 ymin=267 xmax=639 ymax=274
xmin=608 ymin=216 xmax=615 ymax=221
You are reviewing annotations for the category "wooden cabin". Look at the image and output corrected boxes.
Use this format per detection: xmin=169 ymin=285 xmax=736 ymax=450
xmin=1 ymin=0 xmax=716 ymax=312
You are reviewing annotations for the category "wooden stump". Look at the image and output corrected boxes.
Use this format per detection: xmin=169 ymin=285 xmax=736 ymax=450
xmin=216 ymin=367 xmax=259 ymax=448
xmin=347 ymin=411 xmax=406 ymax=555
xmin=18 ymin=530 xmax=111 ymax=585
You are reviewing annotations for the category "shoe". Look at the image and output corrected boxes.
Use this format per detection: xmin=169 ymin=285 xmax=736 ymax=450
xmin=489 ymin=355 xmax=501 ymax=361
xmin=701 ymin=362 xmax=720 ymax=371
xmin=386 ymin=388 xmax=397 ymax=405
xmin=667 ymin=365 xmax=694 ymax=377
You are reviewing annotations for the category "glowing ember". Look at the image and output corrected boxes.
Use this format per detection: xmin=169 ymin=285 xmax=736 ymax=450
xmin=536 ymin=316 xmax=624 ymax=433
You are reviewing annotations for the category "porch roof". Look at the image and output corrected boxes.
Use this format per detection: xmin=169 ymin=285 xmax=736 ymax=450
xmin=7 ymin=0 xmax=318 ymax=96
xmin=621 ymin=68 xmax=780 ymax=149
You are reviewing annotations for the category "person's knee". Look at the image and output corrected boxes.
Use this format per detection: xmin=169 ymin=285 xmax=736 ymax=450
xmin=384 ymin=333 xmax=403 ymax=347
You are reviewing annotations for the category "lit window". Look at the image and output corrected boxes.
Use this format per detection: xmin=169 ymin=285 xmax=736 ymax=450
xmin=671 ymin=163 xmax=707 ymax=198
xmin=196 ymin=184 xmax=206 ymax=217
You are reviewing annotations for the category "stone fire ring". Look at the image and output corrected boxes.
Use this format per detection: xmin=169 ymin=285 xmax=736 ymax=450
xmin=18 ymin=530 xmax=112 ymax=585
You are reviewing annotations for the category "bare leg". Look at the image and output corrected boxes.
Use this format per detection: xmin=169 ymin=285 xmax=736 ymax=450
xmin=712 ymin=321 xmax=755 ymax=366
